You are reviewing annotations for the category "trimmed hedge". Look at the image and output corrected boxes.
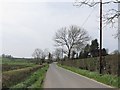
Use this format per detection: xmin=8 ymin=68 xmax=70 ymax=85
xmin=59 ymin=55 xmax=119 ymax=75
xmin=2 ymin=65 xmax=44 ymax=88
xmin=2 ymin=64 xmax=35 ymax=72
xmin=11 ymin=64 xmax=49 ymax=89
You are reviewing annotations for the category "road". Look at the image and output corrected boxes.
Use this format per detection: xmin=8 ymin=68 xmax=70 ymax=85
xmin=44 ymin=63 xmax=112 ymax=88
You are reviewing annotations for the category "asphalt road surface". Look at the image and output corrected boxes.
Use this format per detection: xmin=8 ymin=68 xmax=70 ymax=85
xmin=44 ymin=63 xmax=112 ymax=88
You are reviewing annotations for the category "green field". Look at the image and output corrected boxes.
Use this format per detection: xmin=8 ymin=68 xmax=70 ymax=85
xmin=2 ymin=58 xmax=36 ymax=72
xmin=2 ymin=57 xmax=49 ymax=89
xmin=2 ymin=58 xmax=36 ymax=66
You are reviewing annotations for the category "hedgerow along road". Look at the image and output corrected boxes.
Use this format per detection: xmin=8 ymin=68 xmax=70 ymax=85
xmin=44 ymin=62 xmax=113 ymax=88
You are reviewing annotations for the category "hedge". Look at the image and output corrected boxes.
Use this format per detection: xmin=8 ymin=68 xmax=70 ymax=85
xmin=59 ymin=55 xmax=119 ymax=75
xmin=2 ymin=65 xmax=44 ymax=88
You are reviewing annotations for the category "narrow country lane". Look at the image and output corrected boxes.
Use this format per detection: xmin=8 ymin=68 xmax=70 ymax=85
xmin=44 ymin=62 xmax=112 ymax=88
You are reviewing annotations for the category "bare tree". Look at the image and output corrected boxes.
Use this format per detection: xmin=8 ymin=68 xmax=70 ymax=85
xmin=32 ymin=48 xmax=43 ymax=64
xmin=32 ymin=48 xmax=48 ymax=64
xmin=41 ymin=49 xmax=49 ymax=60
xmin=53 ymin=48 xmax=63 ymax=60
xmin=74 ymin=0 xmax=120 ymax=35
xmin=74 ymin=0 xmax=119 ymax=7
xmin=111 ymin=49 xmax=119 ymax=55
xmin=54 ymin=25 xmax=90 ymax=59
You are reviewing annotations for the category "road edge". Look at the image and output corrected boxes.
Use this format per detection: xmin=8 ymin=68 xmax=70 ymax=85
xmin=57 ymin=64 xmax=115 ymax=88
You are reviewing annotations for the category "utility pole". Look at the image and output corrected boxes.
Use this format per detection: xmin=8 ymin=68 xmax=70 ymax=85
xmin=99 ymin=0 xmax=102 ymax=74
xmin=61 ymin=47 xmax=64 ymax=65
xmin=62 ymin=48 xmax=63 ymax=59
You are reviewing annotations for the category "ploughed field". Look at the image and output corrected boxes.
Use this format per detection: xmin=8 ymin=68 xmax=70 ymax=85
xmin=1 ymin=57 xmax=48 ymax=89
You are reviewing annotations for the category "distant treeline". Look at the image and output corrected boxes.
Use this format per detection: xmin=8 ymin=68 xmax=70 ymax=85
xmin=1 ymin=54 xmax=34 ymax=60
xmin=2 ymin=54 xmax=13 ymax=59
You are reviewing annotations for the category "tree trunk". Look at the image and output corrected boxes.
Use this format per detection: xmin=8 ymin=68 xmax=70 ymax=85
xmin=68 ymin=49 xmax=71 ymax=59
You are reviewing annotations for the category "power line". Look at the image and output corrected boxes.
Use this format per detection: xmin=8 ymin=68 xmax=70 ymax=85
xmin=81 ymin=6 xmax=97 ymax=28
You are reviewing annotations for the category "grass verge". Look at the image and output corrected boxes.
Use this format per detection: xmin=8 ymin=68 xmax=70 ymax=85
xmin=58 ymin=64 xmax=120 ymax=88
xmin=10 ymin=64 xmax=49 ymax=89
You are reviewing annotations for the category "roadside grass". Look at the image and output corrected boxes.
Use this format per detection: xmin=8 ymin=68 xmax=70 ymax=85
xmin=58 ymin=64 xmax=119 ymax=88
xmin=10 ymin=64 xmax=49 ymax=89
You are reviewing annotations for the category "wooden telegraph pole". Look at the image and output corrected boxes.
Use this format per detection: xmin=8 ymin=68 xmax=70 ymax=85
xmin=99 ymin=0 xmax=102 ymax=74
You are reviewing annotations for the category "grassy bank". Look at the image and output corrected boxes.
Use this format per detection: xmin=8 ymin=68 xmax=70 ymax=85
xmin=10 ymin=64 xmax=49 ymax=89
xmin=58 ymin=64 xmax=119 ymax=88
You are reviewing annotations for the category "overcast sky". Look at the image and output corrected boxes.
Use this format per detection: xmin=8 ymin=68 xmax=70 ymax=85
xmin=0 ymin=0 xmax=118 ymax=58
